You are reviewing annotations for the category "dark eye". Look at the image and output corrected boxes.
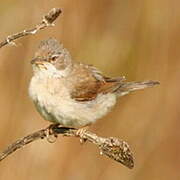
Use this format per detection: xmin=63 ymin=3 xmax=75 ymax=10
xmin=51 ymin=54 xmax=59 ymax=61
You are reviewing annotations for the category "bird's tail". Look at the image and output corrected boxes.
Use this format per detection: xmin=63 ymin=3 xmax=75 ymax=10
xmin=116 ymin=80 xmax=160 ymax=97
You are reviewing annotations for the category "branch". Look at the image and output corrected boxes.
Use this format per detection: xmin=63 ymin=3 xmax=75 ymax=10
xmin=0 ymin=8 xmax=61 ymax=48
xmin=0 ymin=124 xmax=134 ymax=169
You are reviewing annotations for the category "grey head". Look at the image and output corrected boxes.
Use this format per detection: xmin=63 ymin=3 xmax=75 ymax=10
xmin=32 ymin=38 xmax=72 ymax=70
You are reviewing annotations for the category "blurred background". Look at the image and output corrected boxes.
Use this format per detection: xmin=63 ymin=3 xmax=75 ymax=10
xmin=0 ymin=0 xmax=179 ymax=179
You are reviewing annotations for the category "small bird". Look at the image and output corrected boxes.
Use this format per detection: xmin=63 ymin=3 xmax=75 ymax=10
xmin=29 ymin=38 xmax=159 ymax=129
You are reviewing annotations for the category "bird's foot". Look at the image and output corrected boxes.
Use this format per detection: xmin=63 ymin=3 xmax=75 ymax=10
xmin=76 ymin=128 xmax=88 ymax=144
xmin=45 ymin=123 xmax=60 ymax=143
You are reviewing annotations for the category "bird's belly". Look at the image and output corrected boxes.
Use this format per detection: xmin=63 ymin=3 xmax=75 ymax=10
xmin=32 ymin=93 xmax=117 ymax=128
xmin=29 ymin=77 xmax=117 ymax=128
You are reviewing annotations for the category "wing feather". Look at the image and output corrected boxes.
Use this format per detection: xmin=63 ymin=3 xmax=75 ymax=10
xmin=68 ymin=63 xmax=124 ymax=101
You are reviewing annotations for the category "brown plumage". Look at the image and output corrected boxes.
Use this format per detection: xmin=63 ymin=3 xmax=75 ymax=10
xmin=33 ymin=38 xmax=159 ymax=102
xmin=29 ymin=38 xmax=160 ymax=128
xmin=65 ymin=62 xmax=159 ymax=101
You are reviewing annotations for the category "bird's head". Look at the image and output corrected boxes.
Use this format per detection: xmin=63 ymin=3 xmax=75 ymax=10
xmin=31 ymin=38 xmax=72 ymax=75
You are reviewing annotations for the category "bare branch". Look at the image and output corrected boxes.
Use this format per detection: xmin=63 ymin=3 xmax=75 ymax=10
xmin=0 ymin=8 xmax=61 ymax=48
xmin=0 ymin=125 xmax=134 ymax=169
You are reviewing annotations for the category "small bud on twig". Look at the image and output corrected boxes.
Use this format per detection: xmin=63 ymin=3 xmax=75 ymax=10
xmin=0 ymin=8 xmax=62 ymax=48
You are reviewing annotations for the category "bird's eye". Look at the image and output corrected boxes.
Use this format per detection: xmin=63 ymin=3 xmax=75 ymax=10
xmin=51 ymin=54 xmax=59 ymax=61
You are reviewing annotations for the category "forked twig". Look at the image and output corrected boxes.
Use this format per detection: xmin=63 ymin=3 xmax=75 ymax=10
xmin=0 ymin=8 xmax=61 ymax=48
xmin=0 ymin=125 xmax=134 ymax=169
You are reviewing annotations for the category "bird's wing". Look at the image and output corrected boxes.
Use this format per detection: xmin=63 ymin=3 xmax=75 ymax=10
xmin=68 ymin=62 xmax=125 ymax=101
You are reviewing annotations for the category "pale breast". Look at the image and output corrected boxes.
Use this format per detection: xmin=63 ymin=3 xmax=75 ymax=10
xmin=29 ymin=73 xmax=117 ymax=128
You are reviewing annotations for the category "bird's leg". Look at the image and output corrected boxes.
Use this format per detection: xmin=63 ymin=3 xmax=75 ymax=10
xmin=45 ymin=123 xmax=60 ymax=143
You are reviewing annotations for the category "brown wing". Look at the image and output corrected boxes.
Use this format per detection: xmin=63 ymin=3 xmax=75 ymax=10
xmin=68 ymin=62 xmax=125 ymax=101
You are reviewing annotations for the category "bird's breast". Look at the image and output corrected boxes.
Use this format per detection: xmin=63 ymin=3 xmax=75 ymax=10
xmin=29 ymin=74 xmax=117 ymax=128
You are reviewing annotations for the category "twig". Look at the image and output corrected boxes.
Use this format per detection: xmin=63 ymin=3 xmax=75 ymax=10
xmin=0 ymin=124 xmax=134 ymax=169
xmin=0 ymin=8 xmax=61 ymax=48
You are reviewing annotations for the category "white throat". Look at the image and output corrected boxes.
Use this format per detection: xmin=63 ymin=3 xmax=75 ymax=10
xmin=32 ymin=63 xmax=70 ymax=79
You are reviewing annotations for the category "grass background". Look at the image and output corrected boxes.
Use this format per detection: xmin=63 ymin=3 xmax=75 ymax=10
xmin=0 ymin=0 xmax=179 ymax=179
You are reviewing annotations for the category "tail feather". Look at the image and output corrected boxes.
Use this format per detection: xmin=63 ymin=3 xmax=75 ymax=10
xmin=116 ymin=80 xmax=160 ymax=97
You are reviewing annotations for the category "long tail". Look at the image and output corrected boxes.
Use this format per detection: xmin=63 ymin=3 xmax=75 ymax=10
xmin=116 ymin=80 xmax=160 ymax=97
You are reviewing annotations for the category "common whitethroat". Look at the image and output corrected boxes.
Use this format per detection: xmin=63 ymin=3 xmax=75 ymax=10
xmin=29 ymin=38 xmax=159 ymax=128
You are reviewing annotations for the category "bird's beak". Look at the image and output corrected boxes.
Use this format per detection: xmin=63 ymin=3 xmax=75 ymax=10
xmin=31 ymin=58 xmax=46 ymax=65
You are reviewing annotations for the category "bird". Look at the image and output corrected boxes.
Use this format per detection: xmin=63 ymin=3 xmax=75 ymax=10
xmin=29 ymin=38 xmax=159 ymax=130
